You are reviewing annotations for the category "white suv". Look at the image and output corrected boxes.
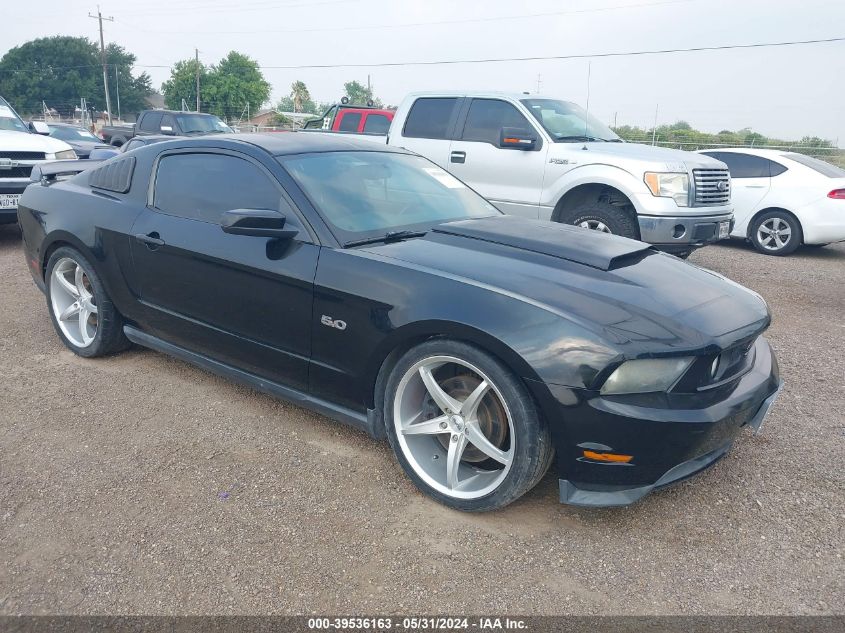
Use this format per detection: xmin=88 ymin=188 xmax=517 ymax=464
xmin=1 ymin=96 xmax=76 ymax=224
xmin=385 ymin=92 xmax=734 ymax=255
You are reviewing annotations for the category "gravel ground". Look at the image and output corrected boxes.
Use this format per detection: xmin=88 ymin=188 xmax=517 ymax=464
xmin=0 ymin=223 xmax=842 ymax=616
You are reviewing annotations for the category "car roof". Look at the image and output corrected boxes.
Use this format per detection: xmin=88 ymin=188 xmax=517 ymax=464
xmin=403 ymin=90 xmax=562 ymax=100
xmin=215 ymin=131 xmax=409 ymax=156
xmin=49 ymin=122 xmax=87 ymax=128
xmin=697 ymin=148 xmax=792 ymax=159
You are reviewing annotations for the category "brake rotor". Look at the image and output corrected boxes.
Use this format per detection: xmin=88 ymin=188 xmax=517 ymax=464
xmin=421 ymin=373 xmax=509 ymax=463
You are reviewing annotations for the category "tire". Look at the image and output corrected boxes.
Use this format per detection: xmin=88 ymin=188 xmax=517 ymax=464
xmin=384 ymin=339 xmax=553 ymax=512
xmin=559 ymin=201 xmax=640 ymax=239
xmin=750 ymin=211 xmax=802 ymax=256
xmin=45 ymin=246 xmax=130 ymax=357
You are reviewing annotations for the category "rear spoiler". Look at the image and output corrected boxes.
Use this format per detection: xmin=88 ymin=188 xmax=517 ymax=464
xmin=30 ymin=160 xmax=103 ymax=185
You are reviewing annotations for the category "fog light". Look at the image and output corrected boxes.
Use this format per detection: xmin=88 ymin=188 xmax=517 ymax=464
xmin=673 ymin=224 xmax=686 ymax=239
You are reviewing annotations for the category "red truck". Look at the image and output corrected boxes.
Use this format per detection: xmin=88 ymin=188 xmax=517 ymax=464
xmin=302 ymin=100 xmax=394 ymax=135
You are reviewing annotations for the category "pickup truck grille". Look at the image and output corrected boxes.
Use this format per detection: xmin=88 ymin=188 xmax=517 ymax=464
xmin=0 ymin=151 xmax=46 ymax=161
xmin=693 ymin=168 xmax=730 ymax=206
xmin=0 ymin=166 xmax=33 ymax=179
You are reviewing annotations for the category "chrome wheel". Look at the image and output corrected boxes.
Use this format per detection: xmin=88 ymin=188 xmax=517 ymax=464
xmin=49 ymin=257 xmax=98 ymax=348
xmin=578 ymin=219 xmax=612 ymax=233
xmin=393 ymin=356 xmax=515 ymax=500
xmin=757 ymin=217 xmax=792 ymax=251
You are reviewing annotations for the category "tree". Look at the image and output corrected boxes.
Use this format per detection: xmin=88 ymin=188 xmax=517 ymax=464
xmin=342 ymin=80 xmax=382 ymax=107
xmin=290 ymin=80 xmax=310 ymax=113
xmin=202 ymin=51 xmax=271 ymax=119
xmin=161 ymin=58 xmax=207 ymax=111
xmin=0 ymin=36 xmax=152 ymax=118
xmin=105 ymin=43 xmax=153 ymax=115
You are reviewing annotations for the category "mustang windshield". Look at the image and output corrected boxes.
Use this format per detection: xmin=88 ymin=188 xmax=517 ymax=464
xmin=281 ymin=151 xmax=499 ymax=243
xmin=521 ymin=98 xmax=620 ymax=142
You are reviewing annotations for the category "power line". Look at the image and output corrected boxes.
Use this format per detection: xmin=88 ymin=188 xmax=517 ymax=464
xmin=242 ymin=36 xmax=845 ymax=70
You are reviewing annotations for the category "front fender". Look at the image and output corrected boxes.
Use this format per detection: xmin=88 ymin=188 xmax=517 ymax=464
xmin=543 ymin=164 xmax=648 ymax=213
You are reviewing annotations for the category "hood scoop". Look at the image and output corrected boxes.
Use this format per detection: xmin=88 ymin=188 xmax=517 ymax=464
xmin=433 ymin=216 xmax=653 ymax=271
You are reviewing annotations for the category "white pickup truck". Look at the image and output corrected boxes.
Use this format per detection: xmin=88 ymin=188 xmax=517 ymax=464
xmin=1 ymin=96 xmax=77 ymax=224
xmin=379 ymin=92 xmax=734 ymax=255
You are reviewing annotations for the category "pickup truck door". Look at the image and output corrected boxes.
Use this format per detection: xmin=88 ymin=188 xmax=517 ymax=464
xmin=129 ymin=149 xmax=317 ymax=391
xmin=446 ymin=98 xmax=548 ymax=219
xmin=391 ymin=97 xmax=462 ymax=169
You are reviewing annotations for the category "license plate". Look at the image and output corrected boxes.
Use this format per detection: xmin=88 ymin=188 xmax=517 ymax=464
xmin=0 ymin=193 xmax=21 ymax=210
xmin=718 ymin=221 xmax=730 ymax=239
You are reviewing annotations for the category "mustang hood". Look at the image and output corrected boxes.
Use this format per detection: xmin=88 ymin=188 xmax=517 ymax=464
xmin=364 ymin=216 xmax=770 ymax=354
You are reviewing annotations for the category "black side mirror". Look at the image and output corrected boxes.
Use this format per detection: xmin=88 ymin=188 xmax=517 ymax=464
xmin=221 ymin=209 xmax=298 ymax=239
xmin=498 ymin=127 xmax=538 ymax=150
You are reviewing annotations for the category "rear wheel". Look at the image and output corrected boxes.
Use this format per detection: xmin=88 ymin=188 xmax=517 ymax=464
xmin=385 ymin=339 xmax=552 ymax=512
xmin=45 ymin=247 xmax=130 ymax=357
xmin=750 ymin=211 xmax=802 ymax=256
xmin=559 ymin=201 xmax=639 ymax=239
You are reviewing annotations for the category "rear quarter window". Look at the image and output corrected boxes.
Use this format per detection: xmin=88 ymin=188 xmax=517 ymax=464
xmin=781 ymin=153 xmax=845 ymax=178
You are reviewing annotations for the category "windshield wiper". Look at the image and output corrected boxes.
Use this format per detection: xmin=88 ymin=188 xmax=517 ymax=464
xmin=554 ymin=135 xmax=608 ymax=142
xmin=344 ymin=230 xmax=427 ymax=248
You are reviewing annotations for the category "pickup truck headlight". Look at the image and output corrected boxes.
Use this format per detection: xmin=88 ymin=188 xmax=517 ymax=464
xmin=644 ymin=172 xmax=689 ymax=207
xmin=600 ymin=357 xmax=694 ymax=395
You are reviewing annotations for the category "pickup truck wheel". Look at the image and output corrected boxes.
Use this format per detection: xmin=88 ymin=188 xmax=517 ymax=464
xmin=385 ymin=339 xmax=553 ymax=512
xmin=560 ymin=201 xmax=639 ymax=239
xmin=46 ymin=247 xmax=130 ymax=358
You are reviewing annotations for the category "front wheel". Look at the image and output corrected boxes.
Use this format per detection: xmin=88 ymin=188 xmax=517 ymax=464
xmin=750 ymin=211 xmax=802 ymax=256
xmin=385 ymin=339 xmax=553 ymax=512
xmin=559 ymin=201 xmax=640 ymax=240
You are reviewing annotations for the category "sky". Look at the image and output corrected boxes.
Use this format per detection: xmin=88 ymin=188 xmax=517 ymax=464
xmin=4 ymin=0 xmax=845 ymax=144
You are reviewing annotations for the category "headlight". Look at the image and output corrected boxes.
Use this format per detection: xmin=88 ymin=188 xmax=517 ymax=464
xmin=600 ymin=357 xmax=694 ymax=395
xmin=644 ymin=172 xmax=689 ymax=207
xmin=54 ymin=149 xmax=77 ymax=160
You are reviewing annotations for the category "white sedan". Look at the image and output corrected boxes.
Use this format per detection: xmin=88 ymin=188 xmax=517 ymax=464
xmin=697 ymin=148 xmax=845 ymax=255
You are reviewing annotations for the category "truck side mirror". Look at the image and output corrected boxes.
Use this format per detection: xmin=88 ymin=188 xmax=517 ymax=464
xmin=498 ymin=127 xmax=537 ymax=150
xmin=160 ymin=125 xmax=175 ymax=135
xmin=29 ymin=121 xmax=50 ymax=135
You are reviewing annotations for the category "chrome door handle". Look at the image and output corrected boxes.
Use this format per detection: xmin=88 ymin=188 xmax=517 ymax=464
xmin=450 ymin=151 xmax=466 ymax=164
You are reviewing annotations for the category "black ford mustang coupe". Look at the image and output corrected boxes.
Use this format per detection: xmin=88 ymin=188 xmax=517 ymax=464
xmin=18 ymin=134 xmax=782 ymax=511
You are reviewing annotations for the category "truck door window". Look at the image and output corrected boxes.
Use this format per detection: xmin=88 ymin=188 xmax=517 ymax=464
xmin=461 ymin=99 xmax=531 ymax=146
xmin=403 ymin=98 xmax=458 ymax=140
xmin=160 ymin=114 xmax=176 ymax=133
xmin=338 ymin=112 xmax=362 ymax=133
xmin=363 ymin=114 xmax=391 ymax=135
xmin=139 ymin=112 xmax=163 ymax=132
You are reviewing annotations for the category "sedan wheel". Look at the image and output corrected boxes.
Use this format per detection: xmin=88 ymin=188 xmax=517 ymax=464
xmin=750 ymin=211 xmax=802 ymax=256
xmin=50 ymin=257 xmax=99 ymax=348
xmin=45 ymin=247 xmax=130 ymax=357
xmin=385 ymin=340 xmax=553 ymax=511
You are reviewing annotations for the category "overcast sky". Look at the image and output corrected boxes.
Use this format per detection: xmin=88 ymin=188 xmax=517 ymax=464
xmin=5 ymin=0 xmax=845 ymax=143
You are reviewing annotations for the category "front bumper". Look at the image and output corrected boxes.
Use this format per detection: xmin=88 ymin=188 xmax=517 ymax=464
xmin=528 ymin=336 xmax=782 ymax=507
xmin=0 ymin=181 xmax=27 ymax=224
xmin=638 ymin=212 xmax=734 ymax=252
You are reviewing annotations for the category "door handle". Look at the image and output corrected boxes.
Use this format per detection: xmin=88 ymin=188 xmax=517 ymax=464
xmin=450 ymin=151 xmax=466 ymax=164
xmin=134 ymin=232 xmax=165 ymax=248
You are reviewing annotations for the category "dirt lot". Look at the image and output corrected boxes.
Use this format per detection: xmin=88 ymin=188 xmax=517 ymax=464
xmin=0 ymin=223 xmax=842 ymax=616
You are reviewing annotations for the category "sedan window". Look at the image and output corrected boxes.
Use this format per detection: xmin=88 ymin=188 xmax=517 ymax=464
xmin=153 ymin=153 xmax=284 ymax=224
xmin=703 ymin=152 xmax=776 ymax=178
xmin=282 ymin=151 xmax=498 ymax=242
xmin=781 ymin=153 xmax=845 ymax=178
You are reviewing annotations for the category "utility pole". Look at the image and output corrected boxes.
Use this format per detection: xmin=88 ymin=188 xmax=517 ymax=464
xmin=195 ymin=48 xmax=201 ymax=112
xmin=114 ymin=65 xmax=121 ymax=120
xmin=88 ymin=6 xmax=114 ymax=125
xmin=536 ymin=73 xmax=542 ymax=94
xmin=651 ymin=104 xmax=659 ymax=146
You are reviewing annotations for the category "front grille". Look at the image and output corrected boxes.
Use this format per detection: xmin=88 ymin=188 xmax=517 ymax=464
xmin=693 ymin=168 xmax=730 ymax=206
xmin=0 ymin=166 xmax=33 ymax=179
xmin=0 ymin=151 xmax=46 ymax=160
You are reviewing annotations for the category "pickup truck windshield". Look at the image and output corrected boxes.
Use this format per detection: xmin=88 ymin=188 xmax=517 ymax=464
xmin=520 ymin=99 xmax=620 ymax=143
xmin=281 ymin=151 xmax=499 ymax=243
xmin=49 ymin=126 xmax=101 ymax=142
xmin=0 ymin=98 xmax=29 ymax=133
xmin=176 ymin=114 xmax=232 ymax=134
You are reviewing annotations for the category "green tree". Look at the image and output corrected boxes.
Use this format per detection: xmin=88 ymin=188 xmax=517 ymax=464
xmin=161 ymin=58 xmax=208 ymax=111
xmin=342 ymin=80 xmax=382 ymax=107
xmin=202 ymin=51 xmax=271 ymax=119
xmin=105 ymin=43 xmax=153 ymax=115
xmin=290 ymin=80 xmax=310 ymax=113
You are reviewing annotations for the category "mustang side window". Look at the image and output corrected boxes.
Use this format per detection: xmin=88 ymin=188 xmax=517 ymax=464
xmin=153 ymin=153 xmax=286 ymax=224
